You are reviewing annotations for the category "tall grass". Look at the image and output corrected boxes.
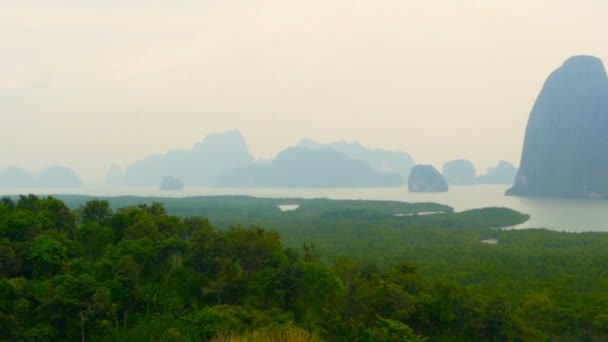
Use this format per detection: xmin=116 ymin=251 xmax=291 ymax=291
xmin=211 ymin=324 xmax=323 ymax=342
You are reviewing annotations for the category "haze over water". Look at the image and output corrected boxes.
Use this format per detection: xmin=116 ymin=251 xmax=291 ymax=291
xmin=4 ymin=1 xmax=608 ymax=182
xmin=2 ymin=185 xmax=607 ymax=232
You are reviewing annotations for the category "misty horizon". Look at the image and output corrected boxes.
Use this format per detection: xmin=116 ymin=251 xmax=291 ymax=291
xmin=0 ymin=129 xmax=516 ymax=185
xmin=2 ymin=1 xmax=608 ymax=182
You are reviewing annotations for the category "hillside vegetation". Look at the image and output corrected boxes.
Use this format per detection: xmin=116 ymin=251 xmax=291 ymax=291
xmin=1 ymin=195 xmax=607 ymax=341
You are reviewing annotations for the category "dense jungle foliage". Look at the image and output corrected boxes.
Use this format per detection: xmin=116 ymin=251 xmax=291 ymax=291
xmin=2 ymin=195 xmax=608 ymax=341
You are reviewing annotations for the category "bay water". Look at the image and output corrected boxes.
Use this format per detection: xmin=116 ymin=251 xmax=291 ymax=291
xmin=2 ymin=185 xmax=608 ymax=232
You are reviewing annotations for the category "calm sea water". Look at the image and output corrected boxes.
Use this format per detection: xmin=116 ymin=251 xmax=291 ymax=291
xmin=2 ymin=185 xmax=608 ymax=232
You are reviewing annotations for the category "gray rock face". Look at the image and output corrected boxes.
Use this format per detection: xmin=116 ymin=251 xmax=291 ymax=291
xmin=0 ymin=166 xmax=35 ymax=188
xmin=298 ymin=139 xmax=414 ymax=178
xmin=477 ymin=161 xmax=517 ymax=185
xmin=408 ymin=165 xmax=448 ymax=192
xmin=160 ymin=176 xmax=184 ymax=191
xmin=125 ymin=130 xmax=253 ymax=186
xmin=38 ymin=166 xmax=83 ymax=188
xmin=507 ymin=56 xmax=608 ymax=198
xmin=217 ymin=147 xmax=403 ymax=187
xmin=442 ymin=159 xmax=476 ymax=185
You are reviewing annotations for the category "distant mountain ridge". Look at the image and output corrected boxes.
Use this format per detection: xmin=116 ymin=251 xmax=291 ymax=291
xmin=105 ymin=164 xmax=126 ymax=186
xmin=477 ymin=161 xmax=517 ymax=185
xmin=0 ymin=166 xmax=35 ymax=188
xmin=38 ymin=166 xmax=82 ymax=188
xmin=298 ymin=139 xmax=414 ymax=177
xmin=124 ymin=130 xmax=253 ymax=186
xmin=116 ymin=131 xmax=522 ymax=189
xmin=408 ymin=165 xmax=448 ymax=192
xmin=119 ymin=131 xmax=411 ymax=188
xmin=218 ymin=146 xmax=403 ymax=188
xmin=442 ymin=159 xmax=476 ymax=186
xmin=1 ymin=131 xmax=517 ymax=190
xmin=0 ymin=166 xmax=82 ymax=188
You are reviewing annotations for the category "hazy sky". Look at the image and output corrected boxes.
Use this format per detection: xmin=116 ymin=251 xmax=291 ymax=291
xmin=2 ymin=1 xmax=607 ymax=182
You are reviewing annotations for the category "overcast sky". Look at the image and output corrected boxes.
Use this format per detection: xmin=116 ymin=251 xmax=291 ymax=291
xmin=2 ymin=1 xmax=607 ymax=182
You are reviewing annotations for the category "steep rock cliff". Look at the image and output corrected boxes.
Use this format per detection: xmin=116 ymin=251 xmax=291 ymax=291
xmin=507 ymin=56 xmax=608 ymax=198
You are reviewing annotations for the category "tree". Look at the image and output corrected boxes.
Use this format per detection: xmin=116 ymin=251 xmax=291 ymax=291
xmin=38 ymin=197 xmax=76 ymax=237
xmin=124 ymin=217 xmax=161 ymax=241
xmin=481 ymin=297 xmax=524 ymax=341
xmin=0 ymin=244 xmax=22 ymax=277
xmin=370 ymin=316 xmax=427 ymax=342
xmin=181 ymin=216 xmax=211 ymax=242
xmin=75 ymin=222 xmax=115 ymax=259
xmin=78 ymin=200 xmax=112 ymax=225
xmin=47 ymin=274 xmax=116 ymax=341
xmin=16 ymin=195 xmax=39 ymax=211
xmin=28 ymin=234 xmax=68 ymax=278
xmin=297 ymin=262 xmax=344 ymax=325
xmin=219 ymin=226 xmax=283 ymax=276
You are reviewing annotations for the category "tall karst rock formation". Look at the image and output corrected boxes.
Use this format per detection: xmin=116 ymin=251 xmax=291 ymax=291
xmin=507 ymin=56 xmax=608 ymax=198
xmin=125 ymin=130 xmax=253 ymax=186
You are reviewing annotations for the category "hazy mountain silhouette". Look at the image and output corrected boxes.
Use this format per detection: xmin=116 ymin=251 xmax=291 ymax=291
xmin=0 ymin=166 xmax=35 ymax=188
xmin=298 ymin=139 xmax=414 ymax=177
xmin=442 ymin=159 xmax=476 ymax=185
xmin=408 ymin=165 xmax=448 ymax=192
xmin=38 ymin=166 xmax=83 ymax=188
xmin=507 ymin=56 xmax=608 ymax=198
xmin=105 ymin=164 xmax=126 ymax=185
xmin=160 ymin=176 xmax=184 ymax=191
xmin=477 ymin=161 xmax=517 ymax=185
xmin=217 ymin=147 xmax=403 ymax=187
xmin=125 ymin=130 xmax=253 ymax=186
